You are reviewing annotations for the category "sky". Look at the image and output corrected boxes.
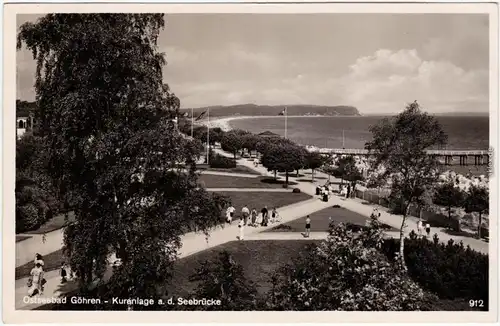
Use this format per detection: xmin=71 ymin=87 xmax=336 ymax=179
xmin=17 ymin=14 xmax=489 ymax=114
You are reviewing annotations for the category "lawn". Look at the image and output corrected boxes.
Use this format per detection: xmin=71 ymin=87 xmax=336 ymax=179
xmin=22 ymin=211 xmax=76 ymax=235
xmin=15 ymin=249 xmax=65 ymax=280
xmin=16 ymin=235 xmax=32 ymax=243
xmin=216 ymin=191 xmax=312 ymax=215
xmin=267 ymin=205 xmax=398 ymax=233
xmin=198 ymin=174 xmax=297 ymax=189
xmin=198 ymin=165 xmax=261 ymax=175
xmin=166 ymin=240 xmax=321 ymax=297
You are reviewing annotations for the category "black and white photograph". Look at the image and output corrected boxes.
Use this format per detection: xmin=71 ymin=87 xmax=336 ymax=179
xmin=3 ymin=2 xmax=498 ymax=323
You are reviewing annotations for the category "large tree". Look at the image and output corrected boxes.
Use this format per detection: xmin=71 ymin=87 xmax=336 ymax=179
xmin=365 ymin=101 xmax=447 ymax=268
xmin=220 ymin=130 xmax=245 ymax=158
xmin=463 ymin=185 xmax=489 ymax=239
xmin=261 ymin=143 xmax=306 ymax=186
xmin=332 ymin=155 xmax=364 ymax=194
xmin=18 ymin=14 xmax=225 ymax=306
xmin=304 ymin=151 xmax=325 ymax=182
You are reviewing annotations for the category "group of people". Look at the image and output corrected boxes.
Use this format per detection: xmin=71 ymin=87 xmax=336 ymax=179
xmin=27 ymin=253 xmax=74 ymax=297
xmin=226 ymin=204 xmax=281 ymax=240
xmin=417 ymin=219 xmax=432 ymax=237
xmin=339 ymin=183 xmax=352 ymax=199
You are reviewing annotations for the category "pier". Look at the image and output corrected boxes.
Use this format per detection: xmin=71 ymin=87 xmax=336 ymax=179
xmin=316 ymin=148 xmax=489 ymax=166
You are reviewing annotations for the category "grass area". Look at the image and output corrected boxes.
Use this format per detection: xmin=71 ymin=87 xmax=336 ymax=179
xmin=216 ymin=191 xmax=312 ymax=214
xmin=198 ymin=165 xmax=261 ymax=175
xmin=267 ymin=205 xmax=398 ymax=233
xmin=15 ymin=249 xmax=65 ymax=280
xmin=166 ymin=240 xmax=320 ymax=297
xmin=22 ymin=212 xmax=75 ymax=235
xmin=198 ymin=174 xmax=297 ymax=189
xmin=16 ymin=235 xmax=32 ymax=243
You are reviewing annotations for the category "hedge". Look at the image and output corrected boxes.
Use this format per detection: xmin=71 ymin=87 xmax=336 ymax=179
xmin=209 ymin=153 xmax=237 ymax=169
xmin=381 ymin=231 xmax=488 ymax=309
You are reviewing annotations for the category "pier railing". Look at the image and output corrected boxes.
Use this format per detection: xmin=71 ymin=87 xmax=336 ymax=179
xmin=316 ymin=148 xmax=489 ymax=156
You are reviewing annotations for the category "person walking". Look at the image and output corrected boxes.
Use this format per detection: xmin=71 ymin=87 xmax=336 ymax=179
xmin=238 ymin=219 xmax=245 ymax=240
xmin=305 ymin=215 xmax=311 ymax=238
xmin=28 ymin=262 xmax=44 ymax=297
xmin=347 ymin=183 xmax=351 ymax=198
xmin=251 ymin=208 xmax=258 ymax=227
xmin=417 ymin=219 xmax=424 ymax=237
xmin=241 ymin=205 xmax=250 ymax=225
xmin=261 ymin=206 xmax=269 ymax=227
xmin=226 ymin=203 xmax=235 ymax=224
xmin=271 ymin=207 xmax=279 ymax=223
xmin=60 ymin=262 xmax=68 ymax=283
xmin=425 ymin=223 xmax=431 ymax=237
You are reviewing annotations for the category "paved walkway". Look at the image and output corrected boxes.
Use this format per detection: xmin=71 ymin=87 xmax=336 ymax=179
xmin=206 ymin=188 xmax=292 ymax=192
xmin=199 ymin=170 xmax=260 ymax=178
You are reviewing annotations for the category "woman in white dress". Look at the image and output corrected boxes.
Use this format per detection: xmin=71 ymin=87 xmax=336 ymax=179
xmin=28 ymin=262 xmax=44 ymax=297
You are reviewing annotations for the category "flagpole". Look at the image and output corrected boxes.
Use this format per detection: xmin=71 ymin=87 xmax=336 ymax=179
xmin=284 ymin=106 xmax=288 ymax=139
xmin=207 ymin=108 xmax=210 ymax=165
xmin=191 ymin=108 xmax=194 ymax=138
xmin=342 ymin=129 xmax=345 ymax=149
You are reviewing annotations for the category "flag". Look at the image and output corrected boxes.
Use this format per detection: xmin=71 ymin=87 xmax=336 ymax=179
xmin=278 ymin=107 xmax=287 ymax=116
xmin=195 ymin=110 xmax=208 ymax=121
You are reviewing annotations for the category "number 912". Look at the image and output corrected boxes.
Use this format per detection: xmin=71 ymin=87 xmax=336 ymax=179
xmin=469 ymin=300 xmax=484 ymax=308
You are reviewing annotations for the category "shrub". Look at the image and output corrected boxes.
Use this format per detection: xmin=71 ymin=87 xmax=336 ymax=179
xmin=380 ymin=232 xmax=488 ymax=309
xmin=282 ymin=184 xmax=288 ymax=189
xmin=17 ymin=203 xmax=43 ymax=232
xmin=292 ymin=188 xmax=301 ymax=193
xmin=209 ymin=154 xmax=236 ymax=169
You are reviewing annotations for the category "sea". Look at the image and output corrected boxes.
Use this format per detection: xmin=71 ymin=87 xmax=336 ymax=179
xmin=228 ymin=116 xmax=490 ymax=150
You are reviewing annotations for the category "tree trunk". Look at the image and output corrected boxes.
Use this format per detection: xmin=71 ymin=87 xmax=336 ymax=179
xmin=311 ymin=169 xmax=314 ymax=182
xmin=398 ymin=204 xmax=411 ymax=270
xmin=285 ymin=171 xmax=289 ymax=186
xmin=233 ymin=151 xmax=236 ymax=159
xmin=296 ymin=169 xmax=299 ymax=177
xmin=478 ymin=212 xmax=482 ymax=239
xmin=274 ymin=170 xmax=277 ymax=180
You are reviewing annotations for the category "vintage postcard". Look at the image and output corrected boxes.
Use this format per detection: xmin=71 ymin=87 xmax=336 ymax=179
xmin=2 ymin=2 xmax=498 ymax=324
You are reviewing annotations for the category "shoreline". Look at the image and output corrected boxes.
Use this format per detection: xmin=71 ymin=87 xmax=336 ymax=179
xmin=197 ymin=115 xmax=334 ymax=132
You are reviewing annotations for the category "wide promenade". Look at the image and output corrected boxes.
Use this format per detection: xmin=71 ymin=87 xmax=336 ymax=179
xmin=14 ymin=147 xmax=489 ymax=310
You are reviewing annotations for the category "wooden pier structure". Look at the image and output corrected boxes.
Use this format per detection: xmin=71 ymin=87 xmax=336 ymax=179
xmin=316 ymin=148 xmax=489 ymax=166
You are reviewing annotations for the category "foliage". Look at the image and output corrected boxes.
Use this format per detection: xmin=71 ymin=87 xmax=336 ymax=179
xmin=241 ymin=133 xmax=261 ymax=153
xmin=188 ymin=250 xmax=259 ymax=310
xmin=432 ymin=180 xmax=465 ymax=230
xmin=266 ymin=217 xmax=426 ymax=311
xmin=381 ymin=232 xmax=488 ymax=309
xmin=332 ymin=155 xmax=364 ymax=188
xmin=18 ymin=14 xmax=224 ymax=306
xmin=261 ymin=143 xmax=306 ymax=186
xmin=221 ymin=130 xmax=245 ymax=158
xmin=16 ymin=132 xmax=62 ymax=233
xmin=463 ymin=185 xmax=489 ymax=238
xmin=209 ymin=153 xmax=237 ymax=169
xmin=365 ymin=101 xmax=447 ymax=267
xmin=292 ymin=188 xmax=301 ymax=193
xmin=303 ymin=151 xmax=324 ymax=181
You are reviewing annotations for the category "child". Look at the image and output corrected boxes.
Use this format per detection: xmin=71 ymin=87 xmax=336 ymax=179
xmin=305 ymin=215 xmax=311 ymax=238
xmin=238 ymin=219 xmax=245 ymax=240
xmin=425 ymin=223 xmax=431 ymax=237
